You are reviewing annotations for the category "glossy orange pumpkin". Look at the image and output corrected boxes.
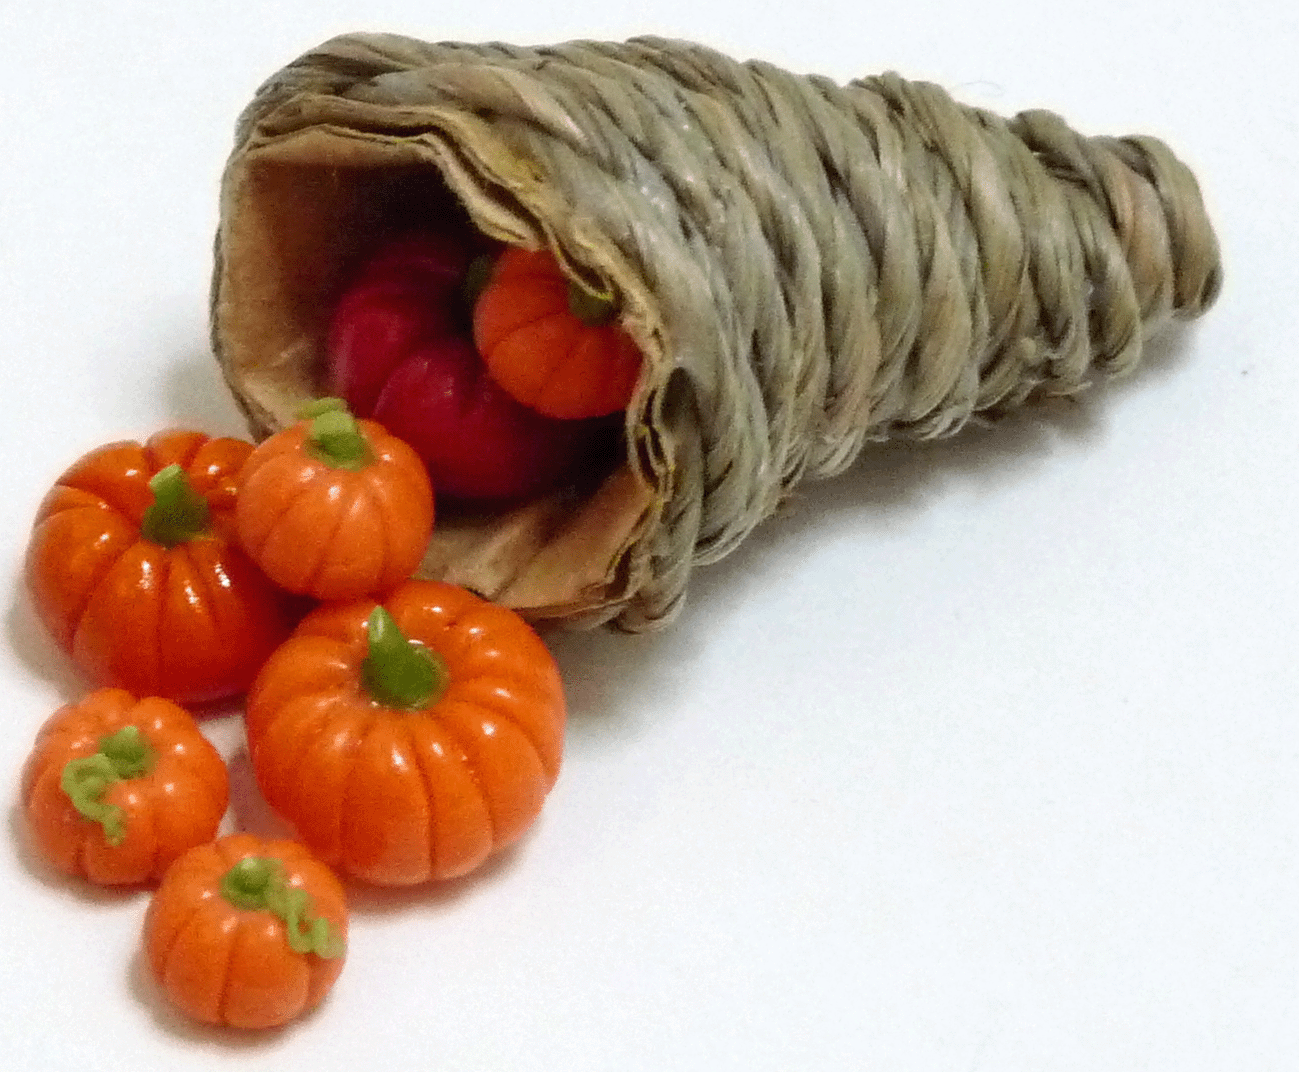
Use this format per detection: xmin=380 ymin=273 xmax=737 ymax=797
xmin=21 ymin=688 xmax=229 ymax=885
xmin=25 ymin=430 xmax=294 ymax=703
xmin=473 ymin=247 xmax=642 ymax=419
xmin=144 ymin=834 xmax=347 ymax=1029
xmin=244 ymin=580 xmax=566 ymax=885
xmin=234 ymin=398 xmax=434 ymax=601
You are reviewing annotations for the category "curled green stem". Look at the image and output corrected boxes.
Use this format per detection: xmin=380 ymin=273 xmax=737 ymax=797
xmin=221 ymin=857 xmax=345 ymax=958
xmin=140 ymin=465 xmax=210 ymax=547
xmin=60 ymin=725 xmax=156 ymax=846
xmin=299 ymin=397 xmax=372 ymax=470
xmin=361 ymin=606 xmax=449 ymax=711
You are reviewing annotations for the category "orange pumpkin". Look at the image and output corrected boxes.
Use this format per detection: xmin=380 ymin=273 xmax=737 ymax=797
xmin=234 ymin=398 xmax=434 ymax=601
xmin=144 ymin=834 xmax=347 ymax=1029
xmin=21 ymin=688 xmax=228 ymax=885
xmin=25 ymin=430 xmax=294 ymax=703
xmin=473 ymin=247 xmax=642 ymax=419
xmin=244 ymin=580 xmax=566 ymax=885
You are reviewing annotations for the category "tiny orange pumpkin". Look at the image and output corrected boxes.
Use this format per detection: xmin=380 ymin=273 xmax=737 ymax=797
xmin=234 ymin=398 xmax=434 ymax=601
xmin=473 ymin=247 xmax=642 ymax=420
xmin=144 ymin=833 xmax=347 ymax=1029
xmin=21 ymin=688 xmax=228 ymax=885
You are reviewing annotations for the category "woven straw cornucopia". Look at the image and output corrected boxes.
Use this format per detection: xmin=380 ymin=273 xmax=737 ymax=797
xmin=212 ymin=34 xmax=1223 ymax=630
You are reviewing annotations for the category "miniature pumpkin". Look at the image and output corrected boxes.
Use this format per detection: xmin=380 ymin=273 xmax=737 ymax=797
xmin=234 ymin=398 xmax=434 ymax=601
xmin=25 ymin=431 xmax=293 ymax=703
xmin=473 ymin=247 xmax=642 ymax=419
xmin=21 ymin=688 xmax=228 ymax=885
xmin=244 ymin=580 xmax=566 ymax=886
xmin=144 ymin=833 xmax=347 ymax=1029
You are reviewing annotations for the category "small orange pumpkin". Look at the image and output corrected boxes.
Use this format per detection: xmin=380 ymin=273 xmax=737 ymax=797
xmin=21 ymin=688 xmax=228 ymax=886
xmin=144 ymin=834 xmax=347 ymax=1029
xmin=472 ymin=247 xmax=642 ymax=420
xmin=234 ymin=398 xmax=434 ymax=601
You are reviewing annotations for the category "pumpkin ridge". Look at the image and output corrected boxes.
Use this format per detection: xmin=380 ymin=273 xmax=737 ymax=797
xmin=424 ymin=701 xmax=496 ymax=849
xmin=88 ymin=691 xmax=134 ymax=737
xmin=73 ymin=789 xmax=96 ymax=879
xmin=493 ymin=309 xmax=574 ymax=368
xmin=242 ymin=425 xmax=307 ymax=474
xmin=143 ymin=433 xmax=206 ymax=477
xmin=183 ymin=437 xmax=252 ymax=507
xmin=187 ymin=738 xmax=232 ymax=802
xmin=59 ymin=444 xmax=152 ymax=519
xmin=297 ymin=488 xmax=353 ymax=597
xmin=439 ymin=699 xmax=549 ymax=848
xmin=400 ymin=717 xmax=443 ymax=880
xmin=34 ymin=763 xmax=86 ymax=873
xmin=267 ymin=697 xmax=357 ymax=850
xmin=134 ymin=750 xmax=168 ymax=884
xmin=32 ymin=485 xmax=112 ymax=528
xmin=237 ymin=455 xmax=327 ymax=558
xmin=370 ymin=433 xmax=435 ymax=501
xmin=162 ymin=544 xmax=221 ymax=697
xmin=385 ymin=584 xmax=473 ymax=662
xmin=450 ymin=676 xmax=556 ymax=784
xmin=89 ymin=775 xmax=150 ymax=880
xmin=207 ymin=905 xmax=243 ymax=1026
xmin=188 ymin=541 xmax=241 ymax=652
xmin=476 ymin=276 xmax=569 ymax=352
xmin=148 ymin=549 xmax=172 ymax=698
xmin=32 ymin=507 xmax=135 ymax=649
xmin=153 ymin=888 xmax=210 ymax=979
xmin=337 ymin=712 xmax=410 ymax=876
xmin=358 ymin=475 xmax=396 ymax=592
xmin=75 ymin=544 xmax=168 ymax=693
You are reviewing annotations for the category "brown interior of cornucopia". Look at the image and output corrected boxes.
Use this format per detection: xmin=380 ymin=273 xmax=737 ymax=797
xmin=214 ymin=157 xmax=661 ymax=628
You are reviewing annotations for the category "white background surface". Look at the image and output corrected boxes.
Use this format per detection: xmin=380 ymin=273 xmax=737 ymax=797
xmin=2 ymin=2 xmax=1296 ymax=1069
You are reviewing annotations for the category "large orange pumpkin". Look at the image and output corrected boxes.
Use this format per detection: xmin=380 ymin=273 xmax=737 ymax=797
xmin=25 ymin=430 xmax=293 ymax=703
xmin=244 ymin=580 xmax=567 ymax=885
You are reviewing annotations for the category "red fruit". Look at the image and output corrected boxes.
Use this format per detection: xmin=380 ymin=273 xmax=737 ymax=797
xmin=328 ymin=233 xmax=471 ymax=417
xmin=371 ymin=336 xmax=612 ymax=502
xmin=329 ymin=281 xmax=451 ymax=417
xmin=355 ymin=231 xmax=473 ymax=289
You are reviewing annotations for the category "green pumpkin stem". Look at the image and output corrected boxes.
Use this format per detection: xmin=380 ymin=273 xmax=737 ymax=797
xmin=60 ymin=725 xmax=156 ymax=846
xmin=140 ymin=465 xmax=210 ymax=547
xmin=220 ymin=857 xmax=345 ymax=958
xmin=299 ymin=397 xmax=372 ymax=470
xmin=567 ymin=279 xmax=618 ymax=327
xmin=461 ymin=252 xmax=496 ymax=312
xmin=360 ymin=606 xmax=448 ymax=711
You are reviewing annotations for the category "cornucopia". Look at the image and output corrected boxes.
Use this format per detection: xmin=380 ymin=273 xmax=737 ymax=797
xmin=212 ymin=33 xmax=1222 ymax=630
